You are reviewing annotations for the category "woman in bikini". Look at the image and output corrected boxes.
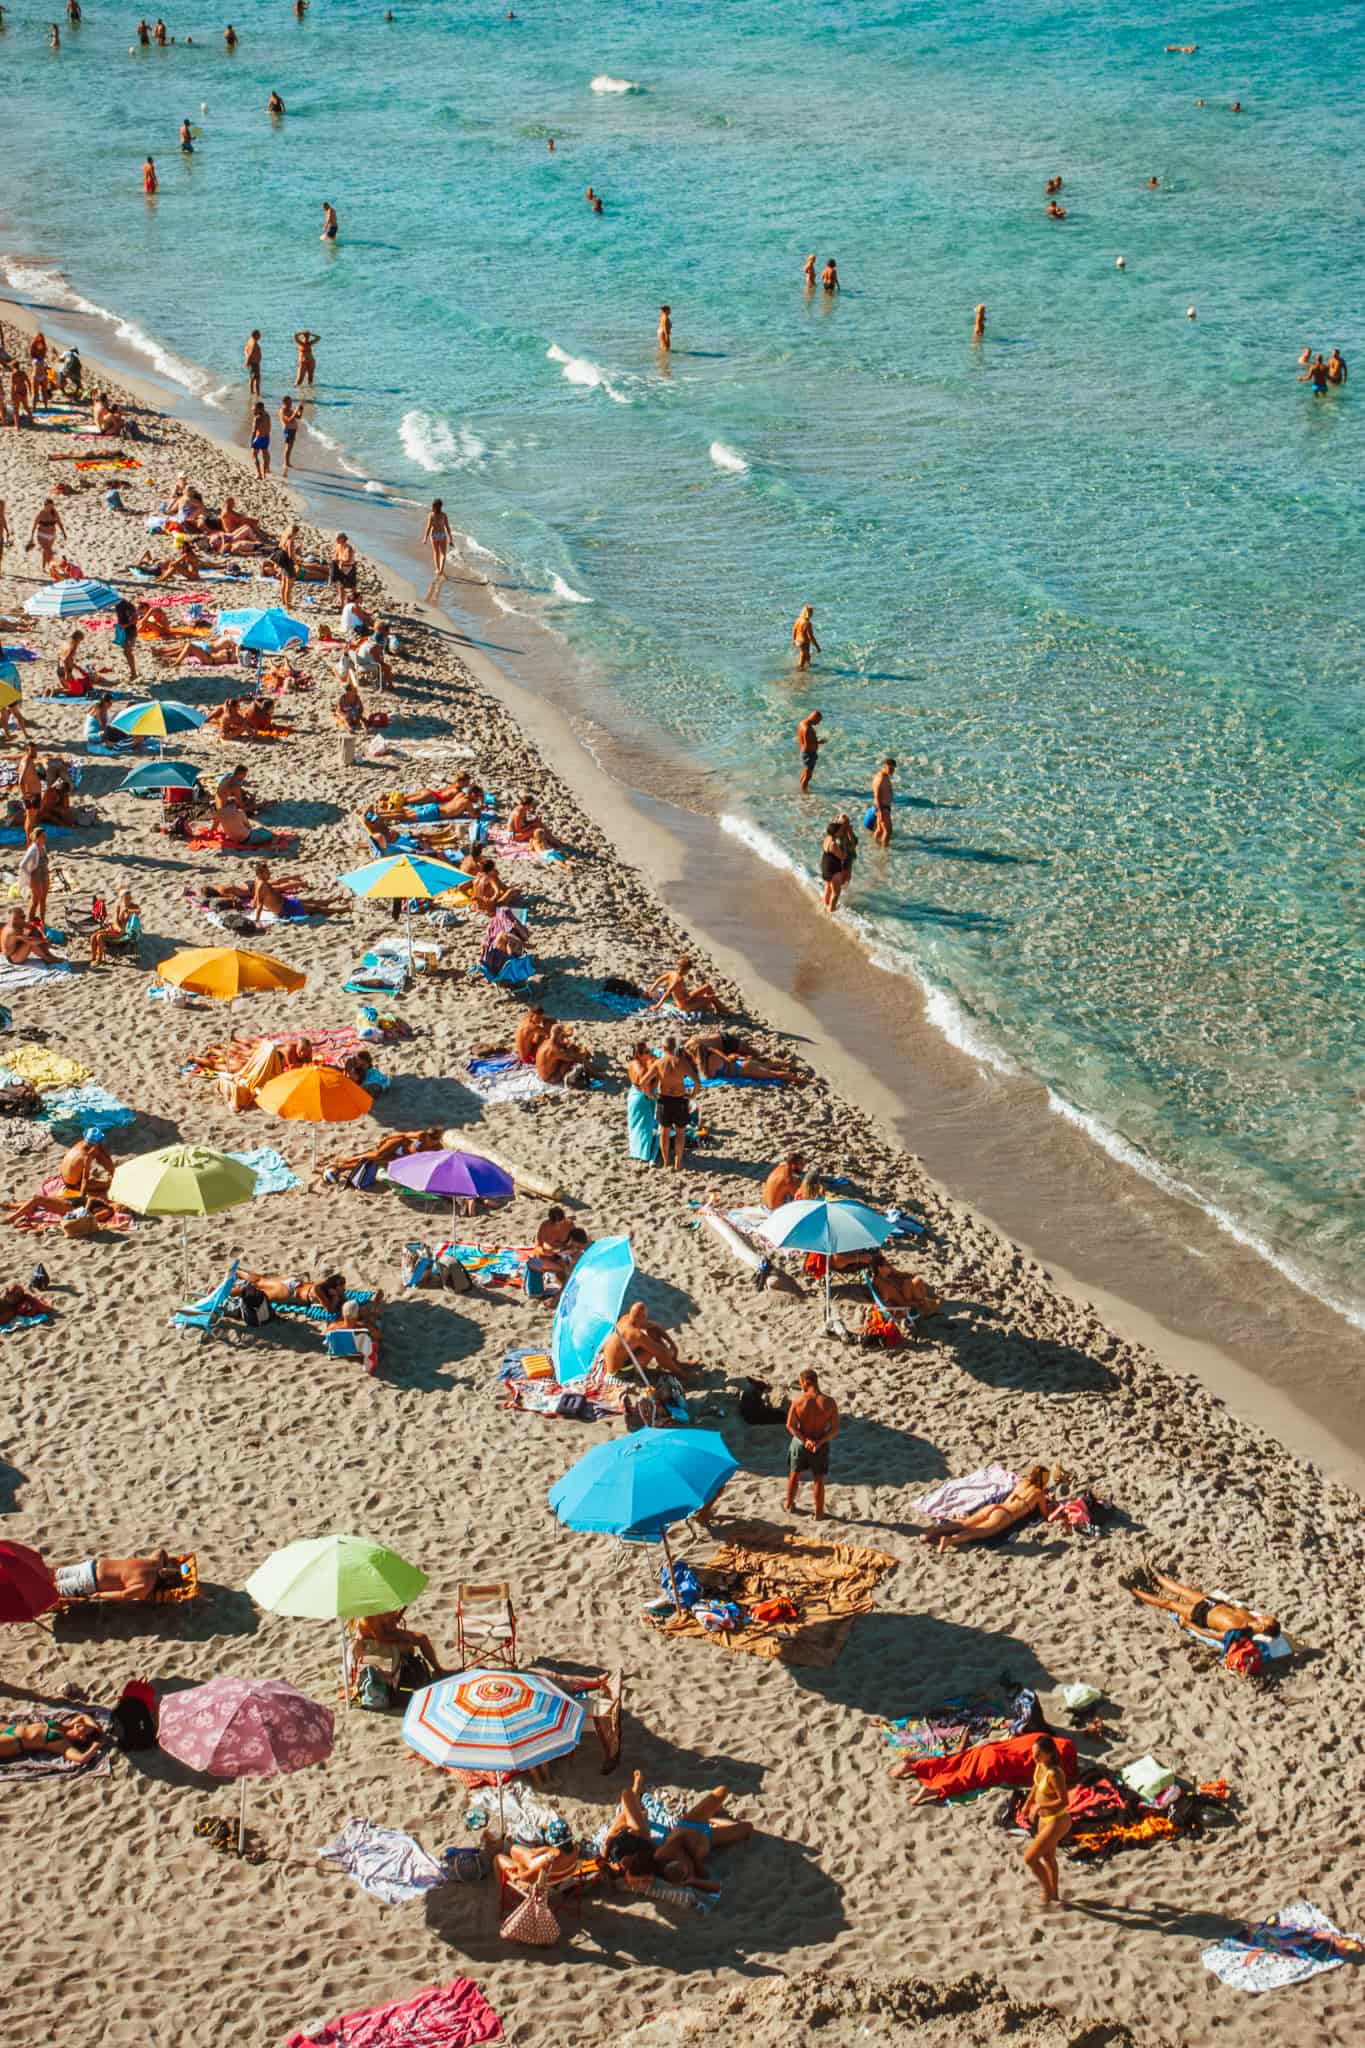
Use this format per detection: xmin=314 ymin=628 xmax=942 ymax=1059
xmin=27 ymin=498 xmax=66 ymax=572
xmin=602 ymin=1770 xmax=752 ymax=1893
xmin=423 ymin=497 xmax=452 ymax=577
xmin=645 ymin=955 xmax=724 ymax=1016
xmin=1021 ymin=1733 xmax=1072 ymax=1905
xmin=236 ymin=1270 xmax=347 ymax=1315
xmin=682 ymin=1031 xmax=799 ymax=1084
xmin=0 ymin=1713 xmax=107 ymax=1765
xmin=919 ymin=1465 xmax=1053 ymax=1554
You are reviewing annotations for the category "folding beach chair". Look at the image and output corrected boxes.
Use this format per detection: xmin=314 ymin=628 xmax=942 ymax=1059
xmin=170 ymin=1260 xmax=240 ymax=1344
xmin=455 ymin=1583 xmax=518 ymax=1670
xmin=323 ymin=1324 xmax=378 ymax=1374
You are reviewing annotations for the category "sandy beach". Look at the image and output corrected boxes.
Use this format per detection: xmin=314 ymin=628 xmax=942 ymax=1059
xmin=0 ymin=325 xmax=1362 ymax=2048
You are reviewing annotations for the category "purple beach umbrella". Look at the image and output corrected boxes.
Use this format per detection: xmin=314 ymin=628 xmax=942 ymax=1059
xmin=384 ymin=1147 xmax=515 ymax=1224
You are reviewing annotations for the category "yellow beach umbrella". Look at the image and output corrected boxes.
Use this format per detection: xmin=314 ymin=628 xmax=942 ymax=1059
xmin=159 ymin=947 xmax=306 ymax=1001
xmin=256 ymin=1063 xmax=373 ymax=1164
xmin=0 ymin=677 xmax=22 ymax=712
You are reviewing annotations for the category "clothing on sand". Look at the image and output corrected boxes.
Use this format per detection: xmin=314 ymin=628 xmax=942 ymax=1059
xmin=317 ymin=1817 xmax=445 ymax=1904
xmin=286 ymin=1977 xmax=503 ymax=2047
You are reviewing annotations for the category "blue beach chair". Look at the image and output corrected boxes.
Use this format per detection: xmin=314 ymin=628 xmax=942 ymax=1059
xmin=171 ymin=1260 xmax=240 ymax=1343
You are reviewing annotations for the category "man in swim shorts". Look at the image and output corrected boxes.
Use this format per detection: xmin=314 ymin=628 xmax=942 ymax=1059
xmin=797 ymin=708 xmax=825 ymax=790
xmin=872 ymin=756 xmax=895 ymax=846
xmin=785 ymin=1369 xmax=839 ymax=1519
xmin=651 ymin=1036 xmax=699 ymax=1171
xmin=320 ymin=200 xmax=338 ymax=242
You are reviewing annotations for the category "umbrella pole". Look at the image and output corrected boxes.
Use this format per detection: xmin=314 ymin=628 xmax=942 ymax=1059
xmin=497 ymin=1775 xmax=505 ymax=1842
xmin=339 ymin=1620 xmax=349 ymax=1715
xmin=238 ymin=1774 xmax=247 ymax=1858
xmin=659 ymin=1528 xmax=684 ymax=1616
xmin=182 ymin=1216 xmax=190 ymax=1299
xmin=620 ymin=1336 xmax=656 ymax=1426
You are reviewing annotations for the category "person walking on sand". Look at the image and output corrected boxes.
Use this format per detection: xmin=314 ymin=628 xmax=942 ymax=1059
xmin=797 ymin=708 xmax=825 ymax=791
xmin=785 ymin=1369 xmax=838 ymax=1520
xmin=249 ymin=400 xmax=271 ymax=478
xmin=872 ymin=756 xmax=895 ymax=846
xmin=142 ymin=156 xmax=158 ymax=195
xmin=18 ymin=826 xmax=50 ymax=931
xmin=791 ymin=604 xmax=820 ymax=670
xmin=424 ymin=498 xmax=452 ymax=577
xmin=293 ymin=329 xmax=319 ymax=385
xmin=657 ymin=304 xmax=672 ymax=351
xmin=651 ymin=1035 xmax=700 ymax=1172
xmin=27 ymin=498 xmax=66 ymax=573
xmin=243 ymin=328 xmax=262 ymax=395
xmin=278 ymin=394 xmax=302 ymax=472
xmin=1022 ymin=1734 xmax=1072 ymax=1907
xmin=320 ymin=199 xmax=338 ymax=243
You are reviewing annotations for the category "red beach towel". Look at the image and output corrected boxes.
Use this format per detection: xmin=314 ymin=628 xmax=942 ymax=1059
xmin=286 ymin=1978 xmax=502 ymax=2047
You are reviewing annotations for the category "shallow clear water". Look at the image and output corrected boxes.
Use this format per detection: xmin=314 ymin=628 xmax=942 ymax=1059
xmin=2 ymin=0 xmax=1362 ymax=1314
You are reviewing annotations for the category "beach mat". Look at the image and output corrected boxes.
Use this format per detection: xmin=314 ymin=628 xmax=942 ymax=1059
xmin=658 ymin=1518 xmax=897 ymax=1666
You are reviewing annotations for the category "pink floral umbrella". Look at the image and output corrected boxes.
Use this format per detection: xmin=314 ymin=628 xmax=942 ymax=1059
xmin=159 ymin=1675 xmax=333 ymax=1858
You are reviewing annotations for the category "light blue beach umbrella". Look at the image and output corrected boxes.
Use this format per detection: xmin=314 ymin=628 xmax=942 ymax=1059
xmin=225 ymin=607 xmax=311 ymax=653
xmin=24 ymin=579 xmax=119 ymax=619
xmin=549 ymin=1426 xmax=737 ymax=1610
xmin=760 ymin=1197 xmax=893 ymax=1320
xmin=120 ymin=758 xmax=201 ymax=794
xmin=551 ymin=1234 xmax=634 ymax=1385
xmin=109 ymin=699 xmax=206 ymax=739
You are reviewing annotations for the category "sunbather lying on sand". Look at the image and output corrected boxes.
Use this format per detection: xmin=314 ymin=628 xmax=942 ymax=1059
xmin=380 ymin=780 xmax=483 ymax=822
xmin=166 ymin=634 xmax=240 ymax=669
xmin=250 ymin=863 xmax=349 ymax=919
xmin=1121 ymin=1565 xmax=1281 ymax=1642
xmin=0 ymin=1712 xmax=108 ymax=1764
xmin=324 ymin=1127 xmax=444 ymax=1185
xmin=602 ymin=1770 xmax=753 ymax=1893
xmin=599 ymin=1301 xmax=689 ymax=1378
xmin=646 ymin=955 xmax=724 ymax=1016
xmin=135 ymin=544 xmax=205 ymax=581
xmin=236 ymin=1270 xmax=347 ymax=1314
xmin=683 ymin=1032 xmax=801 ymax=1083
xmin=866 ymin=1255 xmax=941 ymax=1314
xmin=54 ymin=1550 xmax=188 ymax=1602
xmin=918 ymin=1464 xmax=1053 ymax=1552
xmin=0 ymin=1284 xmax=52 ymax=1325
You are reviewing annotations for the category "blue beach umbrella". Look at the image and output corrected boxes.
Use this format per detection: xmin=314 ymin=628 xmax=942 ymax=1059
xmin=549 ymin=1428 xmax=736 ymax=1540
xmin=109 ymin=699 xmax=206 ymax=739
xmin=24 ymin=580 xmax=120 ymax=619
xmin=760 ymin=1197 xmax=893 ymax=1320
xmin=217 ymin=607 xmax=310 ymax=653
xmin=120 ymin=758 xmax=201 ymax=793
xmin=551 ymin=1234 xmax=634 ymax=1385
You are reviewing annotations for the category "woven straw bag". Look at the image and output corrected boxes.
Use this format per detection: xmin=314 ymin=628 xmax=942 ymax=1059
xmin=500 ymin=1875 xmax=562 ymax=1946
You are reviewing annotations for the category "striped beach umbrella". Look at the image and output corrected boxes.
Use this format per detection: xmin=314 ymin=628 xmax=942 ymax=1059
xmin=338 ymin=849 xmax=470 ymax=956
xmin=402 ymin=1668 xmax=584 ymax=1785
xmin=109 ymin=699 xmax=206 ymax=739
xmin=24 ymin=579 xmax=120 ymax=618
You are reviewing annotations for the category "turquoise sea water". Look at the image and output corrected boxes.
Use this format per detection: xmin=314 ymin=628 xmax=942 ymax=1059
xmin=2 ymin=0 xmax=1362 ymax=1318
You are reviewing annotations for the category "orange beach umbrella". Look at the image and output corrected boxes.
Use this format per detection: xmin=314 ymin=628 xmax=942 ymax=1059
xmin=256 ymin=1063 xmax=373 ymax=1164
xmin=159 ymin=947 xmax=306 ymax=1001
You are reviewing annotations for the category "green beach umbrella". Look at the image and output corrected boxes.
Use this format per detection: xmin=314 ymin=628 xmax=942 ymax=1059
xmin=245 ymin=1534 xmax=429 ymax=1711
xmin=108 ymin=1142 xmax=257 ymax=1294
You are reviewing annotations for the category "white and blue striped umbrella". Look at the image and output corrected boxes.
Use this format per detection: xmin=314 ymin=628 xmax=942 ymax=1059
xmin=402 ymin=1668 xmax=584 ymax=1775
xmin=24 ymin=579 xmax=120 ymax=618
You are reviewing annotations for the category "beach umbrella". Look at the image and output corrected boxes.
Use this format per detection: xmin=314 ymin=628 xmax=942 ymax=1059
xmin=216 ymin=606 xmax=310 ymax=653
xmin=384 ymin=1147 xmax=514 ymax=1225
xmin=24 ymin=579 xmax=119 ymax=619
xmin=337 ymin=850 xmax=468 ymax=956
xmin=108 ymin=1143 xmax=257 ymax=1293
xmin=255 ymin=1063 xmax=372 ymax=1165
xmin=245 ymin=1533 xmax=428 ymax=1714
xmin=0 ymin=1540 xmax=58 ymax=1625
xmin=119 ymin=758 xmax=201 ymax=794
xmin=760 ymin=1197 xmax=894 ymax=1323
xmin=109 ymin=698 xmax=206 ymax=740
xmin=158 ymin=1675 xmax=333 ymax=1858
xmin=0 ymin=667 xmax=22 ymax=708
xmin=551 ymin=1234 xmax=634 ymax=1386
xmin=548 ymin=1427 xmax=736 ymax=1610
xmin=403 ymin=1669 xmax=584 ymax=1831
xmin=159 ymin=946 xmax=305 ymax=1001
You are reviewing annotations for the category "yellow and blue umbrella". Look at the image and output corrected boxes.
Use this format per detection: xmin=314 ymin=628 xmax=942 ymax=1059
xmin=110 ymin=699 xmax=206 ymax=739
xmin=338 ymin=850 xmax=470 ymax=954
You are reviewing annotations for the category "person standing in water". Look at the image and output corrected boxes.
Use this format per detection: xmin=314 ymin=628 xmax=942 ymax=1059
xmin=243 ymin=329 xmax=262 ymax=395
xmin=267 ymin=90 xmax=286 ymax=114
xmin=320 ymin=199 xmax=338 ymax=242
xmin=137 ymin=17 xmax=150 ymax=42
xmin=973 ymin=302 xmax=987 ymax=340
xmin=293 ymin=329 xmax=319 ymax=385
xmin=179 ymin=116 xmax=193 ymax=153
xmin=803 ymin=253 xmax=817 ymax=288
xmin=278 ymin=394 xmax=302 ymax=472
xmin=872 ymin=757 xmax=896 ymax=846
xmin=797 ymin=709 xmax=825 ymax=791
xmin=657 ymin=304 xmax=672 ymax=351
xmin=423 ymin=499 xmax=452 ymax=577
xmin=142 ymin=156 xmax=158 ymax=194
xmin=791 ymin=605 xmax=820 ymax=670
xmin=1327 ymin=347 xmax=1348 ymax=385
xmin=821 ymin=258 xmax=840 ymax=292
xmin=224 ymin=23 xmax=237 ymax=48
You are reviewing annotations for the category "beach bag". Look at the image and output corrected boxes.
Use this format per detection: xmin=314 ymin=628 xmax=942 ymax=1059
xmin=441 ymin=1255 xmax=474 ymax=1296
xmin=111 ymin=1679 xmax=158 ymax=1751
xmin=1223 ymin=1633 xmax=1263 ymax=1678
xmin=556 ymin=1391 xmax=593 ymax=1421
xmin=500 ymin=1877 xmax=561 ymax=1946
xmin=660 ymin=1560 xmax=702 ymax=1608
xmin=357 ymin=1664 xmax=394 ymax=1712
xmin=860 ymin=1306 xmax=902 ymax=1350
xmin=233 ymin=1283 xmax=273 ymax=1328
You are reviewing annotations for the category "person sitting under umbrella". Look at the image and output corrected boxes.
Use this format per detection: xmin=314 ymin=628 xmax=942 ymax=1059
xmin=598 ymin=1301 xmax=690 ymax=1379
xmin=602 ymin=1769 xmax=753 ymax=1894
xmin=0 ymin=1711 xmax=109 ymax=1765
xmin=53 ymin=1548 xmax=188 ymax=1602
xmin=350 ymin=1605 xmax=442 ymax=1703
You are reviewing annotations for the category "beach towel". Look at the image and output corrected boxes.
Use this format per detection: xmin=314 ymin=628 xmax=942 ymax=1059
xmin=317 ymin=1819 xmax=445 ymax=1904
xmin=879 ymin=1695 xmax=1020 ymax=1766
xmin=0 ymin=1705 xmax=115 ymax=1784
xmin=658 ymin=1520 xmax=897 ymax=1666
xmin=0 ymin=1048 xmax=90 ymax=1091
xmin=31 ymin=1083 xmax=136 ymax=1132
xmin=461 ymin=1058 xmax=551 ymax=1106
xmin=1203 ymin=1902 xmax=1363 ymax=1993
xmin=0 ymin=1292 xmax=54 ymax=1332
xmin=435 ymin=1243 xmax=533 ymax=1290
xmin=913 ymin=1465 xmax=1017 ymax=1522
xmin=224 ymin=1148 xmax=302 ymax=1198
xmin=271 ymin=1288 xmax=376 ymax=1326
xmin=909 ymin=1734 xmax=1077 ymax=1800
xmin=286 ymin=1979 xmax=503 ymax=2048
xmin=628 ymin=1083 xmax=659 ymax=1162
xmin=345 ymin=953 xmax=411 ymax=997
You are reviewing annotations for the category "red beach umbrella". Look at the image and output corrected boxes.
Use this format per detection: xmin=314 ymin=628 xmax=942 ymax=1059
xmin=0 ymin=1541 xmax=58 ymax=1624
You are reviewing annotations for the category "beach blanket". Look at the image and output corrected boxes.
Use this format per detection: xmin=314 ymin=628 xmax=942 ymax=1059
xmin=271 ymin=1288 xmax=376 ymax=1326
xmin=0 ymin=1292 xmax=55 ymax=1333
xmin=913 ymin=1465 xmax=1017 ymax=1522
xmin=587 ymin=984 xmax=702 ymax=1022
xmin=183 ymin=824 xmax=296 ymax=854
xmin=31 ymin=1083 xmax=136 ymax=1132
xmin=225 ymin=1148 xmax=302 ymax=1198
xmin=436 ymin=1243 xmax=533 ymax=1290
xmin=907 ymin=1734 xmax=1077 ymax=1801
xmin=0 ymin=1048 xmax=90 ymax=1091
xmin=0 ymin=960 xmax=74 ymax=995
xmin=658 ymin=1520 xmax=897 ymax=1667
xmin=286 ymin=1979 xmax=503 ymax=2048
xmin=345 ymin=952 xmax=411 ymax=997
xmin=0 ymin=1704 xmax=115 ymax=1785
xmin=497 ymin=1343 xmax=620 ymax=1418
xmin=1203 ymin=1902 xmax=1363 ymax=1993
xmin=461 ymin=1057 xmax=552 ymax=1106
xmin=879 ymin=1693 xmax=1026 ymax=1766
xmin=317 ymin=1819 xmax=445 ymax=1905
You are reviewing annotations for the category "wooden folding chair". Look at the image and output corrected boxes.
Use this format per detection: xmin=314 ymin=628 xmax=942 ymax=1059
xmin=455 ymin=1582 xmax=518 ymax=1669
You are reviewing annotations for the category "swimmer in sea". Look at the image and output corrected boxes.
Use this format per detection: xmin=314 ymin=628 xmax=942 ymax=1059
xmin=268 ymin=89 xmax=285 ymax=114
xmin=791 ymin=605 xmax=820 ymax=671
xmin=1045 ymin=176 xmax=1062 ymax=194
xmin=797 ymin=709 xmax=825 ymax=792
xmin=143 ymin=156 xmax=158 ymax=194
xmin=658 ymin=304 xmax=672 ymax=351
xmin=803 ymin=253 xmax=817 ymax=288
xmin=821 ymin=259 xmax=840 ymax=292
xmin=547 ymin=136 xmax=554 ymax=151
xmin=293 ymin=329 xmax=320 ymax=385
xmin=224 ymin=23 xmax=237 ymax=48
xmin=179 ymin=117 xmax=194 ymax=153
xmin=973 ymin=302 xmax=986 ymax=340
xmin=585 ymin=185 xmax=596 ymax=205
xmin=1326 ymin=347 xmax=1347 ymax=385
xmin=1231 ymin=100 xmax=1242 ymax=112
xmin=49 ymin=20 xmax=60 ymax=45
xmin=137 ymin=16 xmax=150 ymax=41
xmin=320 ymin=199 xmax=338 ymax=242
xmin=1146 ymin=175 xmax=1159 ymax=188
xmin=1300 ymin=354 xmax=1328 ymax=394
xmin=1046 ymin=199 xmax=1066 ymax=219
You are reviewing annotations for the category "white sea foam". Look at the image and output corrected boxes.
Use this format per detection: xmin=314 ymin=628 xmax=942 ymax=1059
xmin=549 ymin=573 xmax=591 ymax=604
xmin=590 ymin=73 xmax=642 ymax=93
xmin=461 ymin=531 xmax=502 ymax=563
xmin=398 ymin=410 xmax=487 ymax=473
xmin=363 ymin=480 xmax=386 ymax=495
xmin=709 ymin=440 xmax=749 ymax=475
xmin=306 ymin=422 xmax=372 ymax=480
xmin=546 ymin=343 xmax=629 ymax=405
xmin=3 ymin=258 xmax=227 ymax=405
